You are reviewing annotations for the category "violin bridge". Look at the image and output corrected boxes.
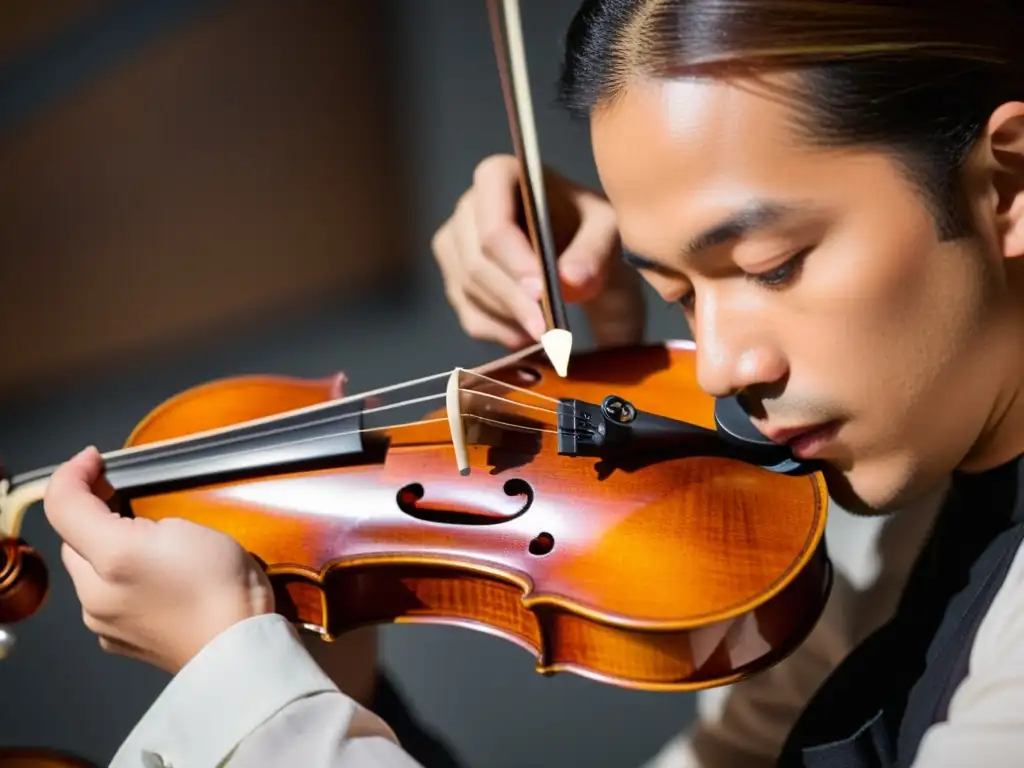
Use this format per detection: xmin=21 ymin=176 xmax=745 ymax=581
xmin=446 ymin=368 xmax=471 ymax=476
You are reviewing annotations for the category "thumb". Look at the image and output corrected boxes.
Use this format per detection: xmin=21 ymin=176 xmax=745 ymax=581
xmin=556 ymin=207 xmax=618 ymax=304
xmin=556 ymin=194 xmax=646 ymax=347
xmin=44 ymin=447 xmax=125 ymax=563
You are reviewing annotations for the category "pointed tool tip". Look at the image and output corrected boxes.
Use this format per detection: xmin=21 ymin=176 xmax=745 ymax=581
xmin=541 ymin=329 xmax=573 ymax=378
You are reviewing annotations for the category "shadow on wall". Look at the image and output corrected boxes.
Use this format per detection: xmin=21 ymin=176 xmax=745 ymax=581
xmin=0 ymin=1 xmax=697 ymax=767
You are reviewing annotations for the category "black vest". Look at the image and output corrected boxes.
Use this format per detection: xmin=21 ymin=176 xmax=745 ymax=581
xmin=778 ymin=455 xmax=1024 ymax=767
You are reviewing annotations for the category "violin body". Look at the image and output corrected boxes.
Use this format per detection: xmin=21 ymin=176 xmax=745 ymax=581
xmin=87 ymin=340 xmax=831 ymax=692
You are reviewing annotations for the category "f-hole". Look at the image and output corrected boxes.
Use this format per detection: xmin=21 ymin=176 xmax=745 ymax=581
xmin=396 ymin=478 xmax=533 ymax=526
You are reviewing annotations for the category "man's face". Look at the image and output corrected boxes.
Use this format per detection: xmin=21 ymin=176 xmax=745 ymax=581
xmin=590 ymin=76 xmax=1018 ymax=513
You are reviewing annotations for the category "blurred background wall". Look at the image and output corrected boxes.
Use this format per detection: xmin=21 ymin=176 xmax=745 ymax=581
xmin=0 ymin=2 xmax=700 ymax=766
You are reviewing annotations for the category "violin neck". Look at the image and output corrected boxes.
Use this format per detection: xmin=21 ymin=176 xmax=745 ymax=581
xmin=117 ymin=398 xmax=369 ymax=496
xmin=9 ymin=398 xmax=371 ymax=500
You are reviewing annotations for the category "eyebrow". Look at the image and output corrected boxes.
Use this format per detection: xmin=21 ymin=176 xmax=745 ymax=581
xmin=683 ymin=200 xmax=795 ymax=257
xmin=621 ymin=249 xmax=678 ymax=276
xmin=621 ymin=199 xmax=803 ymax=273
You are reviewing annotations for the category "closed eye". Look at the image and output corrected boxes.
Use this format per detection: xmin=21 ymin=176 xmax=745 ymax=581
xmin=746 ymin=247 xmax=811 ymax=289
xmin=675 ymin=247 xmax=812 ymax=311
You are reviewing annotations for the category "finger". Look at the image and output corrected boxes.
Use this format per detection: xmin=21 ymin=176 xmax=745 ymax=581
xmin=61 ymin=542 xmax=115 ymax=614
xmin=44 ymin=448 xmax=125 ymax=560
xmin=438 ymin=211 xmax=540 ymax=341
xmin=328 ymin=372 xmax=348 ymax=400
xmin=453 ymin=214 xmax=545 ymax=339
xmin=472 ymin=157 xmax=541 ymax=282
xmin=91 ymin=474 xmax=116 ymax=503
xmin=556 ymin=195 xmax=619 ymax=302
xmin=448 ymin=287 xmax=536 ymax=349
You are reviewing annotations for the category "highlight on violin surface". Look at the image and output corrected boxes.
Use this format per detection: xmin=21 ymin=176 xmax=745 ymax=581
xmin=0 ymin=338 xmax=831 ymax=693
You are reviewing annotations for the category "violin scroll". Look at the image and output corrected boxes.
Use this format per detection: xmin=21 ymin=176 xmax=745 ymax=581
xmin=0 ymin=472 xmax=53 ymax=650
xmin=0 ymin=537 xmax=49 ymax=650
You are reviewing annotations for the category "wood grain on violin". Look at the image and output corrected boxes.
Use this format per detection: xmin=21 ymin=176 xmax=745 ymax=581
xmin=0 ymin=341 xmax=831 ymax=692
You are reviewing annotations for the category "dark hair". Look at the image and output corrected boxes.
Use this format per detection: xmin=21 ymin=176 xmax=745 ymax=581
xmin=557 ymin=0 xmax=1024 ymax=239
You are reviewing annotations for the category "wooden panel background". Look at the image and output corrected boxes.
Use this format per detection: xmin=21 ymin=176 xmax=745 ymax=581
xmin=0 ymin=0 xmax=116 ymax=66
xmin=0 ymin=1 xmax=410 ymax=396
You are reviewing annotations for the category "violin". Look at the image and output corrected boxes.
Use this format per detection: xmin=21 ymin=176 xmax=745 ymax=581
xmin=0 ymin=5 xmax=835 ymax=768
xmin=0 ymin=0 xmax=832 ymax=709
xmin=1 ymin=339 xmax=829 ymax=692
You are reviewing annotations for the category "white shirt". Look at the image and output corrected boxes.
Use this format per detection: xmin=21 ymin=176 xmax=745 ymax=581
xmin=110 ymin=490 xmax=1024 ymax=768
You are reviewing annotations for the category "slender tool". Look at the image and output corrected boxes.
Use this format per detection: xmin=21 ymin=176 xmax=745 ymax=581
xmin=486 ymin=0 xmax=573 ymax=377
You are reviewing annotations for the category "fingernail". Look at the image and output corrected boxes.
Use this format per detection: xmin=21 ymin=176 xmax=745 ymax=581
xmin=329 ymin=372 xmax=347 ymax=399
xmin=520 ymin=277 xmax=543 ymax=299
xmin=560 ymin=262 xmax=593 ymax=286
xmin=525 ymin=312 xmax=546 ymax=340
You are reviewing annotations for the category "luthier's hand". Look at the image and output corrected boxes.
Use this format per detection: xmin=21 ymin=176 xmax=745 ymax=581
xmin=432 ymin=154 xmax=645 ymax=348
xmin=44 ymin=446 xmax=274 ymax=674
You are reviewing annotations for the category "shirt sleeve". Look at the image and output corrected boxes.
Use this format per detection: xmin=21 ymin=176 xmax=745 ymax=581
xmin=911 ymin=538 xmax=1024 ymax=766
xmin=110 ymin=613 xmax=423 ymax=768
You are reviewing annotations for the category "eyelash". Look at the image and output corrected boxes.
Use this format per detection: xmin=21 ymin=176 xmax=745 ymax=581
xmin=675 ymin=248 xmax=812 ymax=311
xmin=747 ymin=247 xmax=811 ymax=289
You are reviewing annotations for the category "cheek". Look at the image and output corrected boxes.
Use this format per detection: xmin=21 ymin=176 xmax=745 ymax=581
xmin=790 ymin=204 xmax=989 ymax=425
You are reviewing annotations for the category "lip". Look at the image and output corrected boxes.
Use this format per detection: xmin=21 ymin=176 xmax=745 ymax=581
xmin=762 ymin=420 xmax=842 ymax=460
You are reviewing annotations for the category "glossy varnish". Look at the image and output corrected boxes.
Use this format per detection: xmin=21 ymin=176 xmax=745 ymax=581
xmin=115 ymin=342 xmax=831 ymax=691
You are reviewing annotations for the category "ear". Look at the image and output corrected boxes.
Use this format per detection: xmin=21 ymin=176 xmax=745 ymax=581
xmin=984 ymin=102 xmax=1024 ymax=259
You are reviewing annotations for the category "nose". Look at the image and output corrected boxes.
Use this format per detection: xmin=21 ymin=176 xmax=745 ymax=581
xmin=691 ymin=292 xmax=788 ymax=399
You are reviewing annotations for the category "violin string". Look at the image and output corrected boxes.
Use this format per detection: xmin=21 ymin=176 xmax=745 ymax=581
xmin=78 ymin=357 xmax=550 ymax=464
xmin=93 ymin=384 xmax=562 ymax=475
xmin=39 ymin=414 xmax=564 ymax=487
xmin=83 ymin=391 xmax=552 ymax=481
xmin=3 ymin=395 xmax=564 ymax=496
xmin=468 ymin=414 xmax=558 ymax=435
xmin=10 ymin=391 xmax=594 ymax=489
xmin=96 ymin=393 xmax=447 ymax=471
xmin=85 ymin=343 xmax=549 ymax=463
xmin=458 ymin=387 xmax=558 ymax=416
xmin=458 ymin=368 xmax=560 ymax=404
xmin=9 ymin=345 xmax=590 ymax=486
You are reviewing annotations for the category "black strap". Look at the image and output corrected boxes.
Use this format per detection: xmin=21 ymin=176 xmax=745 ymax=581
xmin=371 ymin=673 xmax=466 ymax=768
xmin=778 ymin=456 xmax=1024 ymax=768
xmin=799 ymin=709 xmax=895 ymax=768
xmin=777 ymin=623 xmax=902 ymax=767
xmin=895 ymin=522 xmax=1024 ymax=763
xmin=891 ymin=459 xmax=1024 ymax=763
